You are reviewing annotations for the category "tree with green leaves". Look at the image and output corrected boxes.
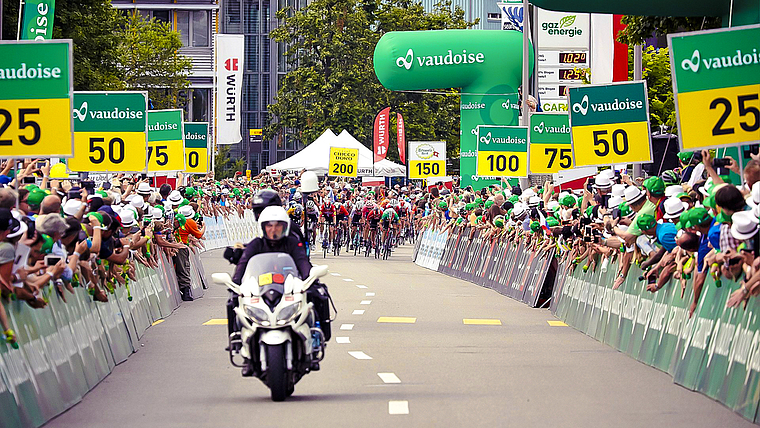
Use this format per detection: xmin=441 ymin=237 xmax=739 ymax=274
xmin=616 ymin=16 xmax=721 ymax=45
xmin=117 ymin=13 xmax=192 ymax=109
xmin=268 ymin=0 xmax=475 ymax=162
xmin=214 ymin=145 xmax=247 ymax=179
xmin=3 ymin=0 xmax=125 ymax=91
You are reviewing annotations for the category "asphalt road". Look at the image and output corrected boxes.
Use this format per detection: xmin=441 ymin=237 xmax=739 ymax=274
xmin=46 ymin=245 xmax=755 ymax=428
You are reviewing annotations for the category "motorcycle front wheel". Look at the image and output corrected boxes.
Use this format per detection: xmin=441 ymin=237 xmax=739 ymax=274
xmin=266 ymin=344 xmax=289 ymax=401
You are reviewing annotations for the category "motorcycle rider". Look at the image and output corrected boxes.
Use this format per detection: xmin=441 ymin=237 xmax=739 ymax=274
xmin=230 ymin=206 xmax=312 ymax=376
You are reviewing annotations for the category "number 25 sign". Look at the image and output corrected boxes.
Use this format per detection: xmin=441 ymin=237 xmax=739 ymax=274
xmin=0 ymin=40 xmax=74 ymax=158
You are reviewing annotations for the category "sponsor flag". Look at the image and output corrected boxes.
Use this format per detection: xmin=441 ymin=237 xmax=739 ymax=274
xmin=397 ymin=113 xmax=406 ymax=164
xmin=215 ymin=34 xmax=244 ymax=145
xmin=20 ymin=0 xmax=55 ymax=41
xmin=373 ymin=107 xmax=391 ymax=162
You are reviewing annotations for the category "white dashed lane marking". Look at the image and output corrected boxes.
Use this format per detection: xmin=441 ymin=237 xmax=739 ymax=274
xmin=355 ymin=284 xmax=368 ymax=289
xmin=377 ymin=372 xmax=401 ymax=384
xmin=336 ymin=337 xmax=350 ymax=344
xmin=330 ymin=273 xmax=341 ymax=276
xmin=366 ymin=292 xmax=375 ymax=297
xmin=343 ymin=278 xmax=354 ymax=282
xmin=348 ymin=351 xmax=372 ymax=360
xmin=340 ymin=324 xmax=354 ymax=330
xmin=360 ymin=300 xmax=372 ymax=305
xmin=388 ymin=401 xmax=409 ymax=415
xmin=352 ymin=310 xmax=365 ymax=315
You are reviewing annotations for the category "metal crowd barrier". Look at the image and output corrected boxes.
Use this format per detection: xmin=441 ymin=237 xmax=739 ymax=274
xmin=412 ymin=225 xmax=760 ymax=424
xmin=0 ymin=211 xmax=260 ymax=428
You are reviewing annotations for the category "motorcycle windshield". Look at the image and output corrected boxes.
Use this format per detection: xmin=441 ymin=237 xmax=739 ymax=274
xmin=243 ymin=253 xmax=301 ymax=285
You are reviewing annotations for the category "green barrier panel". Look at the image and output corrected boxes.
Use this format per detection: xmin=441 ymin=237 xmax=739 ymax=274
xmin=0 ymin=343 xmax=23 ymax=428
xmin=554 ymin=255 xmax=760 ymax=424
xmin=70 ymin=289 xmax=111 ymax=388
xmin=45 ymin=290 xmax=89 ymax=403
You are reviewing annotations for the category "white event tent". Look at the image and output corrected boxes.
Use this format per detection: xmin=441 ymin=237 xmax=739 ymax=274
xmin=266 ymin=129 xmax=406 ymax=177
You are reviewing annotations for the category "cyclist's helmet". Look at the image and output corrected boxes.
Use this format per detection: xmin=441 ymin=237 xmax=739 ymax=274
xmin=335 ymin=202 xmax=343 ymax=210
xmin=306 ymin=200 xmax=317 ymax=212
xmin=660 ymin=170 xmax=680 ymax=186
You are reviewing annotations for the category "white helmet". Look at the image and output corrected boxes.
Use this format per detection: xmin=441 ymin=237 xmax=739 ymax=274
xmin=258 ymin=206 xmax=291 ymax=240
xmin=293 ymin=192 xmax=302 ymax=200
xmin=301 ymin=171 xmax=319 ymax=193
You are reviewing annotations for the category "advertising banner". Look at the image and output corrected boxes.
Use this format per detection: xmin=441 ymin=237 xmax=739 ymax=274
xmin=69 ymin=92 xmax=148 ymax=173
xmin=397 ymin=113 xmax=406 ymax=164
xmin=497 ymin=1 xmax=524 ymax=32
xmin=20 ymin=0 xmax=55 ymax=41
xmin=567 ymin=81 xmax=653 ymax=167
xmin=476 ymin=125 xmax=528 ymax=177
xmin=529 ymin=112 xmax=573 ymax=173
xmin=668 ymin=25 xmax=760 ymax=150
xmin=537 ymin=10 xmax=590 ymax=49
xmin=0 ymin=40 xmax=73 ymax=158
xmin=183 ymin=122 xmax=209 ymax=174
xmin=328 ymin=147 xmax=358 ymax=177
xmin=373 ymin=107 xmax=390 ymax=162
xmin=215 ymin=34 xmax=244 ymax=145
xmin=147 ymin=110 xmax=185 ymax=172
xmin=408 ymin=141 xmax=445 ymax=179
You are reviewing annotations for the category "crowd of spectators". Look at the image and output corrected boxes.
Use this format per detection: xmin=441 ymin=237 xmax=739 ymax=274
xmin=419 ymin=149 xmax=760 ymax=317
xmin=0 ymin=160 xmax=260 ymax=349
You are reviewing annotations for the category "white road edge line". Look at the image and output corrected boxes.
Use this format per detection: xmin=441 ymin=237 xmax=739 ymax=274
xmin=336 ymin=337 xmax=350 ymax=344
xmin=377 ymin=372 xmax=401 ymax=384
xmin=348 ymin=351 xmax=372 ymax=360
xmin=366 ymin=292 xmax=375 ymax=296
xmin=352 ymin=310 xmax=365 ymax=315
xmin=388 ymin=401 xmax=409 ymax=415
xmin=360 ymin=300 xmax=372 ymax=305
xmin=340 ymin=324 xmax=354 ymax=330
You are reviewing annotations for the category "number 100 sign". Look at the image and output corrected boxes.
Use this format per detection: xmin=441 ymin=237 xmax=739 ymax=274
xmin=476 ymin=125 xmax=528 ymax=177
xmin=408 ymin=141 xmax=446 ymax=179
xmin=69 ymin=92 xmax=148 ymax=173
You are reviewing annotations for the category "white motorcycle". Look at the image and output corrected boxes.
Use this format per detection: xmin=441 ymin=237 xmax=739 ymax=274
xmin=213 ymin=252 xmax=329 ymax=401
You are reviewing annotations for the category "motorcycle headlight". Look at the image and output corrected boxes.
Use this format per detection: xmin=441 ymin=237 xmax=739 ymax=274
xmin=245 ymin=305 xmax=270 ymax=324
xmin=276 ymin=302 xmax=301 ymax=324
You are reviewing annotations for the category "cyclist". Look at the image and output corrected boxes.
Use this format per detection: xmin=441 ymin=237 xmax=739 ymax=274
xmin=365 ymin=202 xmax=383 ymax=250
xmin=381 ymin=204 xmax=400 ymax=249
xmin=349 ymin=199 xmax=364 ymax=249
xmin=304 ymin=200 xmax=319 ymax=245
xmin=320 ymin=198 xmax=337 ymax=249
xmin=334 ymin=202 xmax=350 ymax=248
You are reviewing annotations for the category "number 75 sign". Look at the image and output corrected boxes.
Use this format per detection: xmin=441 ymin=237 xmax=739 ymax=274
xmin=147 ymin=109 xmax=185 ymax=172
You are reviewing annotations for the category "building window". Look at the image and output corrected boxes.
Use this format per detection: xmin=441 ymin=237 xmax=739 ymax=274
xmin=192 ymin=89 xmax=210 ymax=122
xmin=226 ymin=0 xmax=242 ymax=32
xmin=176 ymin=11 xmax=209 ymax=47
xmin=244 ymin=0 xmax=260 ymax=34
xmin=245 ymin=36 xmax=259 ymax=72
xmin=487 ymin=12 xmax=501 ymax=21
xmin=153 ymin=10 xmax=170 ymax=23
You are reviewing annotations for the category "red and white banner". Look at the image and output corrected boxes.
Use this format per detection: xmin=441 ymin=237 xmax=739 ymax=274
xmin=215 ymin=34 xmax=244 ymax=145
xmin=397 ymin=113 xmax=406 ymax=164
xmin=373 ymin=107 xmax=391 ymax=162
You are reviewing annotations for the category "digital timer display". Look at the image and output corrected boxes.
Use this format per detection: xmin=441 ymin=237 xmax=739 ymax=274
xmin=559 ymin=52 xmax=587 ymax=64
xmin=558 ymin=68 xmax=584 ymax=81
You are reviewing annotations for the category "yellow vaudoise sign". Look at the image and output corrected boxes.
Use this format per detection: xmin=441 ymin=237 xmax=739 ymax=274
xmin=328 ymin=147 xmax=358 ymax=177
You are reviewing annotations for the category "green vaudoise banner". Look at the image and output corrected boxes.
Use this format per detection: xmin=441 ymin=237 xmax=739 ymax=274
xmin=373 ymin=30 xmax=533 ymax=189
xmin=21 ymin=0 xmax=55 ymax=41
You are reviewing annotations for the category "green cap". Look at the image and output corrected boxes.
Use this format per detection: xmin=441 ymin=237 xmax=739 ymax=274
xmin=484 ymin=200 xmax=494 ymax=209
xmin=476 ymin=215 xmax=482 ymax=223
xmin=560 ymin=195 xmax=576 ymax=207
xmin=24 ymin=184 xmax=39 ymax=191
xmin=96 ymin=190 xmax=108 ymax=198
xmin=618 ymin=202 xmax=632 ymax=218
xmin=233 ymin=188 xmax=242 ymax=197
xmin=40 ymin=233 xmax=54 ymax=254
xmin=465 ymin=203 xmax=475 ymax=211
xmin=438 ymin=201 xmax=448 ymax=209
xmin=179 ymin=198 xmax=190 ymax=207
xmin=676 ymin=192 xmax=691 ymax=200
xmin=494 ymin=215 xmax=505 ymax=228
xmin=27 ymin=189 xmax=47 ymax=208
xmin=677 ymin=151 xmax=694 ymax=163
xmin=643 ymin=176 xmax=665 ymax=196
xmin=585 ymin=206 xmax=593 ymax=217
xmin=547 ymin=217 xmax=559 ymax=227
xmin=636 ymin=213 xmax=657 ymax=231
xmin=703 ymin=194 xmax=716 ymax=209
xmin=509 ymin=195 xmax=519 ymax=203
xmin=184 ymin=187 xmax=196 ymax=197
xmin=86 ymin=211 xmax=104 ymax=224
xmin=474 ymin=197 xmax=483 ymax=206
xmin=530 ymin=221 xmax=541 ymax=232
xmin=175 ymin=213 xmax=187 ymax=227
xmin=715 ymin=211 xmax=732 ymax=224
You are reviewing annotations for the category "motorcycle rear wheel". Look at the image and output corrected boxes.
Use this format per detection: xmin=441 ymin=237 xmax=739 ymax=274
xmin=266 ymin=344 xmax=289 ymax=402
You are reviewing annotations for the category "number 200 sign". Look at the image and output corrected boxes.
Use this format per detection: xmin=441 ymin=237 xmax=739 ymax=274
xmin=328 ymin=147 xmax=358 ymax=177
xmin=0 ymin=40 xmax=74 ymax=158
xmin=69 ymin=92 xmax=148 ymax=173
xmin=567 ymin=81 xmax=653 ymax=167
xmin=668 ymin=25 xmax=760 ymax=150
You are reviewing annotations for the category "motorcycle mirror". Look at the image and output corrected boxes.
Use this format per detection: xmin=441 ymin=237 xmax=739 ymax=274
xmin=212 ymin=272 xmax=240 ymax=294
xmin=309 ymin=265 xmax=328 ymax=279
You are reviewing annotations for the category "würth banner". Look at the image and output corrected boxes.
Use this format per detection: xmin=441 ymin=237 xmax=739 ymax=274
xmin=373 ymin=107 xmax=391 ymax=162
xmin=215 ymin=34 xmax=244 ymax=145
xmin=397 ymin=113 xmax=406 ymax=164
